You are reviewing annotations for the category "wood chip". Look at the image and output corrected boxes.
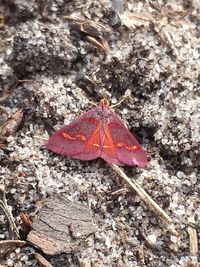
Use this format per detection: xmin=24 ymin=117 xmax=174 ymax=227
xmin=33 ymin=253 xmax=53 ymax=267
xmin=20 ymin=212 xmax=32 ymax=232
xmin=27 ymin=195 xmax=96 ymax=255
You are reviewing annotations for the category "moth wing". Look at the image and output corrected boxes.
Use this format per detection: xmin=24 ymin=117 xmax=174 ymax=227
xmin=103 ymin=111 xmax=147 ymax=167
xmin=46 ymin=107 xmax=102 ymax=160
xmin=100 ymin=127 xmax=124 ymax=166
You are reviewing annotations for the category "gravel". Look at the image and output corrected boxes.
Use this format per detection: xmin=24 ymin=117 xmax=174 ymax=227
xmin=0 ymin=0 xmax=199 ymax=266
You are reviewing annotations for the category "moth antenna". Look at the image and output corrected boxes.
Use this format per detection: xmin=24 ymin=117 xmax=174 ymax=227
xmin=110 ymin=89 xmax=132 ymax=109
xmin=88 ymin=97 xmax=109 ymax=107
xmin=88 ymin=100 xmax=97 ymax=106
xmin=110 ymin=97 xmax=126 ymax=109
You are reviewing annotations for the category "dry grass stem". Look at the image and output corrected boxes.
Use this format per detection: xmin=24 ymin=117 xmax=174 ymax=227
xmin=111 ymin=164 xmax=179 ymax=236
xmin=187 ymin=201 xmax=199 ymax=263
xmin=0 ymin=185 xmax=20 ymax=239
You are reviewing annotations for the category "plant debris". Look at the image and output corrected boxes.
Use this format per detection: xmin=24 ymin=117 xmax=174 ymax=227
xmin=187 ymin=200 xmax=199 ymax=265
xmin=0 ymin=185 xmax=20 ymax=239
xmin=27 ymin=195 xmax=96 ymax=255
xmin=0 ymin=109 xmax=24 ymax=138
xmin=111 ymin=164 xmax=179 ymax=236
xmin=64 ymin=16 xmax=110 ymax=54
xmin=33 ymin=253 xmax=53 ymax=267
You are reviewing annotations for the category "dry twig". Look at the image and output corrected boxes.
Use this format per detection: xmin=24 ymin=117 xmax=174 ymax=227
xmin=111 ymin=164 xmax=179 ymax=236
xmin=0 ymin=185 xmax=20 ymax=239
xmin=187 ymin=200 xmax=199 ymax=265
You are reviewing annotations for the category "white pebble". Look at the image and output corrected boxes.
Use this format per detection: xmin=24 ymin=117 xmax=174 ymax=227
xmin=6 ymin=259 xmax=14 ymax=266
xmin=147 ymin=234 xmax=157 ymax=245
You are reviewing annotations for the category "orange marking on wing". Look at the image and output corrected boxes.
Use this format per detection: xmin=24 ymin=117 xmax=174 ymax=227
xmin=116 ymin=142 xmax=124 ymax=148
xmin=62 ymin=132 xmax=86 ymax=141
xmin=116 ymin=142 xmax=138 ymax=151
xmin=77 ymin=135 xmax=87 ymax=141
xmin=103 ymin=145 xmax=110 ymax=148
xmin=93 ymin=143 xmax=100 ymax=147
xmin=62 ymin=132 xmax=71 ymax=139
xmin=130 ymin=145 xmax=138 ymax=151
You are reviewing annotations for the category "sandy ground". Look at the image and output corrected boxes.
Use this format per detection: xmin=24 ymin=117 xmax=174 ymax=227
xmin=0 ymin=0 xmax=199 ymax=266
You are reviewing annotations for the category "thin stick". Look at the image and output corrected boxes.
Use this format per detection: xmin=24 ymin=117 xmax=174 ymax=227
xmin=188 ymin=215 xmax=198 ymax=255
xmin=110 ymin=89 xmax=132 ymax=109
xmin=0 ymin=185 xmax=20 ymax=239
xmin=111 ymin=164 xmax=179 ymax=236
xmin=187 ymin=201 xmax=199 ymax=260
